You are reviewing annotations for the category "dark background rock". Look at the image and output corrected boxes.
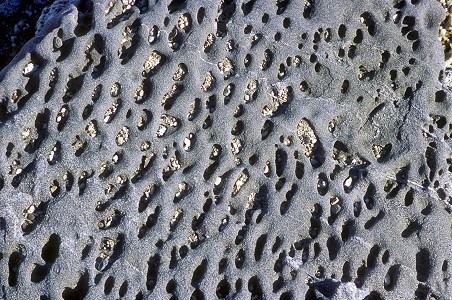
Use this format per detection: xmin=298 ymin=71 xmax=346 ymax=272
xmin=0 ymin=0 xmax=54 ymax=70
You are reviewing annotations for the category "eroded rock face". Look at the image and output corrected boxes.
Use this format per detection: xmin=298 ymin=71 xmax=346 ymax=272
xmin=0 ymin=0 xmax=451 ymax=299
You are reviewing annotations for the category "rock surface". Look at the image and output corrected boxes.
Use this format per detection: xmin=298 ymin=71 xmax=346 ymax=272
xmin=0 ymin=0 xmax=451 ymax=299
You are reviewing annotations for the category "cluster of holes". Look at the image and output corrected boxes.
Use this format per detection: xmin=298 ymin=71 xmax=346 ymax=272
xmin=0 ymin=0 xmax=449 ymax=299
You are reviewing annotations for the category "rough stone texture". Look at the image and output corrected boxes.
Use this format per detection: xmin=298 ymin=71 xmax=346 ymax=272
xmin=35 ymin=0 xmax=78 ymax=34
xmin=0 ymin=0 xmax=451 ymax=299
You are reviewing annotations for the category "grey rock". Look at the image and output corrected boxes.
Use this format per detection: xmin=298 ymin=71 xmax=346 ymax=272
xmin=0 ymin=0 xmax=451 ymax=299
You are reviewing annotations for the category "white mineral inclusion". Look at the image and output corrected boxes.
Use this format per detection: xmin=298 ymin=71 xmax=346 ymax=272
xmin=22 ymin=62 xmax=38 ymax=76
